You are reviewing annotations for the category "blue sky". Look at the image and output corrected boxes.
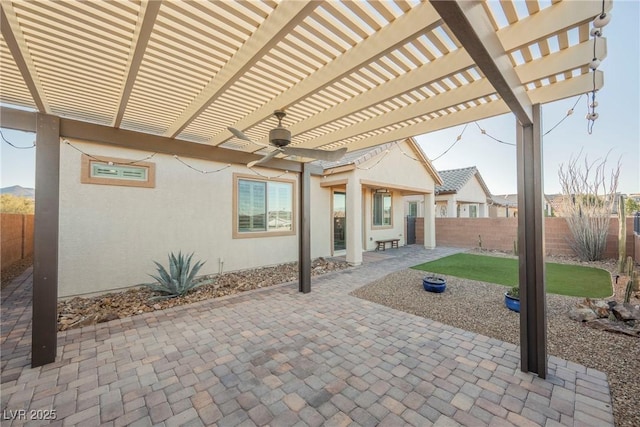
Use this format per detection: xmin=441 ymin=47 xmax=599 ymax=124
xmin=2 ymin=1 xmax=638 ymax=196
xmin=416 ymin=1 xmax=640 ymax=195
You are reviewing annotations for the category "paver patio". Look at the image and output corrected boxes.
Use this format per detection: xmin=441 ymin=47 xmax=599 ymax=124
xmin=1 ymin=246 xmax=614 ymax=426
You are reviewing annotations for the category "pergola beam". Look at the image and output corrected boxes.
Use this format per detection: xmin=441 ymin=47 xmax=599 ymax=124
xmin=497 ymin=0 xmax=612 ymax=52
xmin=209 ymin=1 xmax=442 ymax=146
xmin=344 ymin=100 xmax=510 ymax=152
xmin=324 ymin=70 xmax=596 ymax=152
xmin=0 ymin=2 xmax=49 ymax=112
xmin=112 ymin=0 xmax=161 ymax=128
xmin=164 ymin=1 xmax=319 ymax=138
xmin=267 ymin=48 xmax=474 ymax=148
xmin=0 ymin=106 xmax=325 ymax=175
xmin=287 ymin=38 xmax=600 ymax=150
xmin=430 ymin=0 xmax=533 ymax=125
xmin=301 ymin=79 xmax=495 ymax=149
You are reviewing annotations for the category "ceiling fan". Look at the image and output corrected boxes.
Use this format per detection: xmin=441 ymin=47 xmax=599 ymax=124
xmin=228 ymin=110 xmax=347 ymax=168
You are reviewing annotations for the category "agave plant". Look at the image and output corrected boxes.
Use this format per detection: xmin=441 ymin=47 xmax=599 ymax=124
xmin=146 ymin=251 xmax=206 ymax=299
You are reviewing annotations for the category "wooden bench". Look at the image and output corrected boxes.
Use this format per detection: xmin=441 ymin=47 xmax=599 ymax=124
xmin=375 ymin=239 xmax=400 ymax=251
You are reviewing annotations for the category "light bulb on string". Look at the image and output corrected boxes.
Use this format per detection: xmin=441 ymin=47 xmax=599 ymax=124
xmin=589 ymin=58 xmax=601 ymax=70
xmin=590 ymin=27 xmax=602 ymax=37
xmin=593 ymin=12 xmax=611 ymax=28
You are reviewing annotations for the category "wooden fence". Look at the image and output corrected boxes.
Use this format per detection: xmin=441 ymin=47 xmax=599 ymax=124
xmin=1 ymin=213 xmax=35 ymax=270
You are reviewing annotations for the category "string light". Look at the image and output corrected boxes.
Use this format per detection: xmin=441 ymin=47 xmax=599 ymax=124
xmin=543 ymin=94 xmax=583 ymax=136
xmin=61 ymin=139 xmax=232 ymax=176
xmin=62 ymin=139 xmax=156 ymax=164
xmin=587 ymin=0 xmax=610 ymax=134
xmin=473 ymin=122 xmax=515 ymax=146
xmin=355 ymin=148 xmax=391 ymax=170
xmin=0 ymin=130 xmax=35 ymax=149
xmin=431 ymin=123 xmax=468 ymax=161
xmin=248 ymin=168 xmax=289 ymax=179
xmin=173 ymin=155 xmax=231 ymax=174
xmin=396 ymin=141 xmax=423 ymax=163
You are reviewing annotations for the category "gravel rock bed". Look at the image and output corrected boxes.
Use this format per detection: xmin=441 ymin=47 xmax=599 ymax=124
xmin=1 ymin=255 xmax=32 ymax=290
xmin=57 ymin=257 xmax=349 ymax=331
xmin=350 ymin=268 xmax=639 ymax=427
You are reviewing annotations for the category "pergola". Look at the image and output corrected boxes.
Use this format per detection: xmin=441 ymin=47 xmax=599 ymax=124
xmin=0 ymin=0 xmax=610 ymax=377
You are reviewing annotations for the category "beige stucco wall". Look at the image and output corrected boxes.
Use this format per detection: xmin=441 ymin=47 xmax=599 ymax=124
xmin=58 ymin=140 xmax=333 ymax=297
xmin=403 ymin=194 xmax=426 ymax=217
xmin=328 ymin=140 xmax=436 ymax=254
xmin=455 ymin=176 xmax=488 ymax=203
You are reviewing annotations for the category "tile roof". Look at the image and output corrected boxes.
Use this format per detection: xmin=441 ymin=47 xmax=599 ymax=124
xmin=315 ymin=142 xmax=395 ymax=170
xmin=435 ymin=166 xmax=491 ymax=197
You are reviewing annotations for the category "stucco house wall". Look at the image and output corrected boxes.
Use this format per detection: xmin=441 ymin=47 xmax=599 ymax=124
xmin=434 ymin=172 xmax=490 ymax=218
xmin=321 ymin=139 xmax=438 ymax=261
xmin=58 ymin=140 xmax=333 ymax=297
xmin=57 ymin=137 xmax=437 ymax=296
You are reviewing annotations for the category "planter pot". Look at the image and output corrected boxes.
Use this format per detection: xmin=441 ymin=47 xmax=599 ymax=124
xmin=423 ymin=277 xmax=446 ymax=293
xmin=504 ymin=292 xmax=520 ymax=312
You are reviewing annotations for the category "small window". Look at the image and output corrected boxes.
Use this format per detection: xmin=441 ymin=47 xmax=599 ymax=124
xmin=408 ymin=201 xmax=418 ymax=217
xmin=81 ymin=154 xmax=155 ymax=188
xmin=91 ymin=163 xmax=148 ymax=181
xmin=469 ymin=205 xmax=478 ymax=218
xmin=373 ymin=191 xmax=392 ymax=227
xmin=233 ymin=174 xmax=295 ymax=238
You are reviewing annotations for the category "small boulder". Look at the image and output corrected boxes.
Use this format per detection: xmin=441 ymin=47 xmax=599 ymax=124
xmin=611 ymin=303 xmax=640 ymax=321
xmin=569 ymin=307 xmax=598 ymax=322
xmin=96 ymin=312 xmax=119 ymax=323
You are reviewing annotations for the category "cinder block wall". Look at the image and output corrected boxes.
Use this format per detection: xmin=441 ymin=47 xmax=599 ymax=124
xmin=429 ymin=217 xmax=635 ymax=260
xmin=1 ymin=214 xmax=35 ymax=269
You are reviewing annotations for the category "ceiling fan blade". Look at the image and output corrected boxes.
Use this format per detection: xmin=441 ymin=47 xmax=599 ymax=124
xmin=228 ymin=127 xmax=252 ymax=141
xmin=282 ymin=146 xmax=347 ymax=161
xmin=228 ymin=127 xmax=270 ymax=147
xmin=247 ymin=149 xmax=282 ymax=168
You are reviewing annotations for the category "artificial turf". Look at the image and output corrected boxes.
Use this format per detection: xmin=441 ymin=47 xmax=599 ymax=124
xmin=412 ymin=253 xmax=612 ymax=298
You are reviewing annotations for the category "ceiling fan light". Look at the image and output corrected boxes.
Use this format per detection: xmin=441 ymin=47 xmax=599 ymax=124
xmin=269 ymin=127 xmax=291 ymax=147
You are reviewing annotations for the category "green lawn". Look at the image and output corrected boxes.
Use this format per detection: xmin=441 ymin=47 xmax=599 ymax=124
xmin=412 ymin=253 xmax=612 ymax=298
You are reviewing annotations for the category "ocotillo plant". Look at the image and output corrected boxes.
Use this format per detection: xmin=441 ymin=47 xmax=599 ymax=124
xmin=618 ymin=194 xmax=626 ymax=273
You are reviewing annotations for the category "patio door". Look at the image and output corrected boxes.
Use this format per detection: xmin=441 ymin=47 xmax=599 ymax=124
xmin=333 ymin=192 xmax=346 ymax=252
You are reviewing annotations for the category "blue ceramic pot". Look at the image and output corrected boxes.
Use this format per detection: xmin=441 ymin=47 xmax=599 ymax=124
xmin=423 ymin=277 xmax=446 ymax=293
xmin=504 ymin=292 xmax=520 ymax=312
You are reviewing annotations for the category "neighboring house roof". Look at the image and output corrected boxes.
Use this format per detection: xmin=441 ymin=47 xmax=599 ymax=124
xmin=318 ymin=137 xmax=443 ymax=186
xmin=490 ymin=194 xmax=518 ymax=207
xmin=435 ymin=166 xmax=491 ymax=197
xmin=547 ymin=192 xmax=622 ymax=215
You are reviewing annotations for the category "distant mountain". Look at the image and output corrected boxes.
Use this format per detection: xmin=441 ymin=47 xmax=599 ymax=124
xmin=1 ymin=185 xmax=35 ymax=199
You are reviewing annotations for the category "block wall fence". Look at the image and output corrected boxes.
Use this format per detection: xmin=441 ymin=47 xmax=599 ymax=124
xmin=1 ymin=214 xmax=35 ymax=270
xmin=415 ymin=217 xmax=636 ymax=261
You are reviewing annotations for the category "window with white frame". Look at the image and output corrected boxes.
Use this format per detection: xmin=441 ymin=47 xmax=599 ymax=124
xmin=235 ymin=175 xmax=294 ymax=237
xmin=408 ymin=201 xmax=418 ymax=217
xmin=372 ymin=191 xmax=392 ymax=226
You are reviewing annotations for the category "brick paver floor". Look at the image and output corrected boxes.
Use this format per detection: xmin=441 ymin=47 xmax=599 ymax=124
xmin=1 ymin=246 xmax=615 ymax=426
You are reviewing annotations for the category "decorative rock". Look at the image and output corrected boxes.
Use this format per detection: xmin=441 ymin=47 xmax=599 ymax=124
xmin=586 ymin=319 xmax=640 ymax=337
xmin=586 ymin=299 xmax=611 ymax=318
xmin=96 ymin=312 xmax=119 ymax=323
xmin=611 ymin=302 xmax=640 ymax=321
xmin=569 ymin=307 xmax=597 ymax=322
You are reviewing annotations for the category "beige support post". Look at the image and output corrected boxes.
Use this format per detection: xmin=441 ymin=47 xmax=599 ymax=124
xmin=346 ymin=177 xmax=363 ymax=266
xmin=424 ymin=192 xmax=436 ymax=249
